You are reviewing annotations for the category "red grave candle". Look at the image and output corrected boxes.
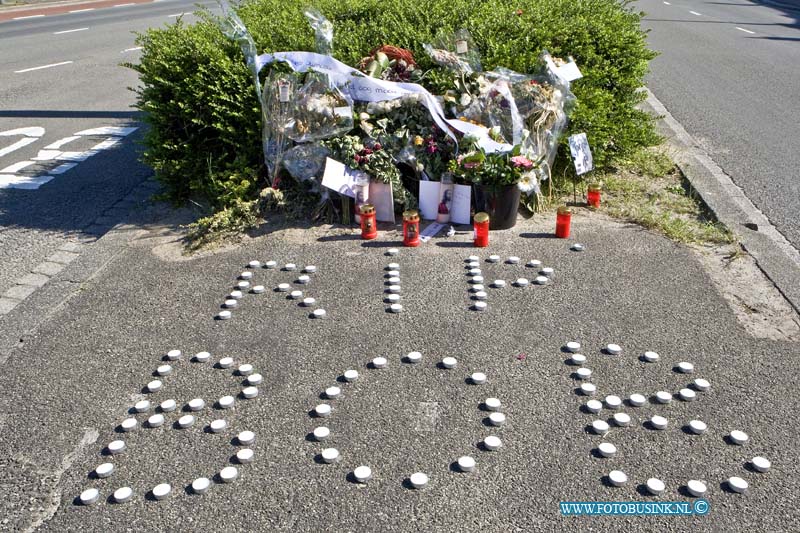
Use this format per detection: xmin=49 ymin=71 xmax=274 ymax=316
xmin=587 ymin=184 xmax=601 ymax=209
xmin=403 ymin=210 xmax=420 ymax=247
xmin=473 ymin=212 xmax=490 ymax=247
xmin=360 ymin=204 xmax=377 ymax=240
xmin=555 ymin=206 xmax=572 ymax=239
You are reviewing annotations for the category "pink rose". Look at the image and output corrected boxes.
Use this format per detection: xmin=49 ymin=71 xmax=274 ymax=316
xmin=511 ymin=155 xmax=533 ymax=169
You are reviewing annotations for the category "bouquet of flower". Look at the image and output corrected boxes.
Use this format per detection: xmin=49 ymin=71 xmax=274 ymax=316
xmin=449 ymin=137 xmax=540 ymax=194
xmin=286 ymin=72 xmax=353 ymax=143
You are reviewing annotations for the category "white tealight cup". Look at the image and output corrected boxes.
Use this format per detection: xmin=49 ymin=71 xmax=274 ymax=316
xmin=219 ymin=357 xmax=234 ymax=369
xmin=390 ymin=303 xmax=403 ymax=313
xmin=693 ymin=378 xmax=711 ymax=391
xmin=192 ymin=477 xmax=211 ymax=494
xmin=321 ymin=448 xmax=339 ymax=463
xmin=315 ymin=404 xmax=332 ymax=417
xmin=751 ymin=456 xmax=770 ymax=473
xmin=689 ymin=420 xmax=708 ymax=434
xmin=238 ymin=430 xmax=255 ymax=445
xmin=487 ymin=255 xmax=500 ymax=263
xmin=218 ymin=395 xmax=235 ymax=409
xmin=580 ymin=383 xmax=597 ymax=396
xmin=407 ymin=351 xmax=422 ymax=363
xmin=570 ymin=354 xmax=586 ymax=365
xmin=687 ymin=480 xmax=707 ymax=497
xmin=343 ymin=370 xmax=359 ymax=382
xmin=576 ymin=367 xmax=592 ymax=379
xmin=468 ymin=269 xmax=481 ymax=276
xmin=492 ymin=280 xmax=506 ymax=288
xmin=353 ymin=466 xmax=372 ymax=483
xmin=467 ymin=255 xmax=479 ymax=262
xmin=598 ymin=442 xmax=617 ymax=458
xmin=238 ymin=364 xmax=253 ymax=376
xmin=325 ymin=386 xmax=341 ymax=399
xmin=643 ymin=351 xmax=660 ymax=362
xmin=277 ymin=283 xmax=290 ymax=292
xmin=148 ymin=414 xmax=165 ymax=428
xmin=442 ymin=357 xmax=457 ymax=369
xmin=284 ymin=263 xmax=296 ymax=271
xmin=387 ymin=285 xmax=401 ymax=294
xmin=507 ymin=256 xmax=520 ymax=264
xmin=304 ymin=265 xmax=317 ymax=273
xmin=237 ymin=281 xmax=250 ymax=290
xmin=289 ymin=290 xmax=303 ymax=300
xmin=313 ymin=427 xmax=330 ymax=441
xmin=217 ymin=310 xmax=232 ymax=320
xmin=372 ymin=357 xmax=387 ymax=369
xmin=108 ymin=440 xmax=126 ymax=454
xmin=514 ymin=278 xmax=529 ymax=287
xmin=248 ymin=260 xmax=261 ymax=269
xmin=251 ymin=285 xmax=265 ymax=294
xmin=679 ymin=388 xmax=696 ymax=401
xmin=229 ymin=291 xmax=243 ymax=300
xmin=120 ymin=418 xmax=138 ymax=432
xmin=628 ymin=394 xmax=646 ymax=407
xmin=188 ymin=398 xmax=205 ymax=412
xmin=239 ymin=271 xmax=253 ymax=280
xmin=237 ymin=449 xmax=254 ymax=464
xmin=488 ymin=412 xmax=506 ymax=426
xmin=166 ymin=349 xmax=181 ymax=361
xmin=485 ymin=398 xmax=501 ymax=411
xmin=526 ymin=260 xmax=542 ymax=269
xmin=677 ymin=361 xmax=695 ymax=373
xmin=264 ymin=261 xmax=277 ymax=269
xmin=534 ymin=276 xmax=549 ymax=285
xmin=613 ymin=413 xmax=631 ymax=427
xmin=729 ymin=430 xmax=749 ymax=445
xmin=655 ymin=391 xmax=673 ymax=404
xmin=152 ymin=483 xmax=171 ymax=501
xmin=471 ymin=276 xmax=484 ymax=284
xmin=387 ymin=263 xmax=400 ymax=270
xmin=474 ymin=301 xmax=487 ymax=311
xmin=592 ymin=420 xmax=610 ymax=435
xmin=540 ymin=267 xmax=554 ymax=277
xmin=113 ymin=486 xmax=133 ymax=503
xmin=134 ymin=400 xmax=150 ymax=413
xmin=156 ymin=364 xmax=172 ymax=376
xmin=95 ymin=462 xmax=114 ymax=479
xmin=409 ymin=472 xmax=429 ymax=489
xmin=605 ymin=395 xmax=622 ymax=409
xmin=312 ymin=309 xmax=327 ymax=319
xmin=728 ymin=476 xmax=748 ymax=493
xmin=160 ymin=399 xmax=176 ymax=412
xmin=483 ymin=436 xmax=502 ymax=451
xmin=606 ymin=344 xmax=622 ymax=355
xmin=247 ymin=373 xmax=263 ymax=386
xmin=220 ymin=466 xmax=239 ymax=483
xmin=80 ymin=488 xmax=100 ymax=506
xmin=566 ymin=342 xmax=581 ymax=353
xmin=386 ymin=294 xmax=401 ymax=303
xmin=147 ymin=380 xmax=163 ymax=393
xmin=585 ymin=400 xmax=603 ymax=413
xmin=242 ymin=386 xmax=259 ymax=399
xmin=646 ymin=478 xmax=665 ymax=495
xmin=608 ymin=470 xmax=628 ymax=487
xmin=388 ymin=249 xmax=400 ymax=256
xmin=302 ymin=297 xmax=316 ymax=307
xmin=178 ymin=415 xmax=195 ymax=429
xmin=571 ymin=243 xmax=585 ymax=251
xmin=209 ymin=419 xmax=227 ymax=433
xmin=471 ymin=284 xmax=485 ymax=292
xmin=194 ymin=351 xmax=211 ymax=363
xmin=471 ymin=372 xmax=487 ymax=384
xmin=650 ymin=415 xmax=668 ymax=430
xmin=298 ymin=275 xmax=311 ymax=284
xmin=474 ymin=291 xmax=488 ymax=301
xmin=387 ymin=270 xmax=400 ymax=278
xmin=458 ymin=456 xmax=476 ymax=472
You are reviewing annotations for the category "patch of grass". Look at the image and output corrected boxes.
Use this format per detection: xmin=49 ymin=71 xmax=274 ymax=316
xmin=582 ymin=146 xmax=735 ymax=245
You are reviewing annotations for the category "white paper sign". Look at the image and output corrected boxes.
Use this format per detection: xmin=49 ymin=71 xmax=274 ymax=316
xmin=419 ymin=222 xmax=446 ymax=243
xmin=568 ymin=133 xmax=594 ymax=175
xmin=450 ymin=184 xmax=472 ymax=225
xmin=418 ymin=180 xmax=441 ymax=220
xmin=321 ymin=157 xmax=359 ymax=197
xmin=368 ymin=181 xmax=395 ymax=223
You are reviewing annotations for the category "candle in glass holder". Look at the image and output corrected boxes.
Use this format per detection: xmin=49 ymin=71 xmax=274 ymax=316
xmin=587 ymin=183 xmax=602 ymax=208
xmin=403 ymin=210 xmax=420 ymax=247
xmin=360 ymin=204 xmax=377 ymax=240
xmin=555 ymin=206 xmax=572 ymax=239
xmin=473 ymin=212 xmax=490 ymax=247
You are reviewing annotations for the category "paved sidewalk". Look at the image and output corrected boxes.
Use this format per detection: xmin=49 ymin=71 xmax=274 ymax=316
xmin=0 ymin=201 xmax=797 ymax=532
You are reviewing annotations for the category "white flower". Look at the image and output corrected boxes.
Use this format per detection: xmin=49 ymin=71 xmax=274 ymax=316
xmin=517 ymin=171 xmax=537 ymax=194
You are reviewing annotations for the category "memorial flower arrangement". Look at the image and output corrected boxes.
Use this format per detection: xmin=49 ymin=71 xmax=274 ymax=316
xmin=449 ymin=137 xmax=541 ymax=193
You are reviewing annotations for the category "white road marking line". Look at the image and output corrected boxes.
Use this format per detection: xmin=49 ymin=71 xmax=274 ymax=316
xmin=75 ymin=126 xmax=138 ymax=137
xmin=69 ymin=8 xmax=95 ymax=13
xmin=690 ymin=10 xmax=702 ymax=16
xmin=0 ymin=161 xmax=35 ymax=174
xmin=113 ymin=3 xmax=135 ymax=7
xmin=49 ymin=163 xmax=77 ymax=175
xmin=663 ymin=1 xmax=671 ymax=4
xmin=0 ymin=174 xmax=54 ymax=190
xmin=736 ymin=27 xmax=755 ymax=34
xmin=56 ymin=151 xmax=98 ymax=162
xmin=91 ymin=137 xmax=122 ymax=151
xmin=167 ymin=12 xmax=186 ymax=17
xmin=44 ymin=136 xmax=79 ymax=150
xmin=53 ymin=28 xmax=89 ymax=35
xmin=14 ymin=61 xmax=73 ymax=74
xmin=121 ymin=47 xmax=143 ymax=53
xmin=0 ymin=138 xmax=38 ymax=158
xmin=12 ymin=15 xmax=45 ymax=20
xmin=32 ymin=150 xmax=62 ymax=161
xmin=0 ymin=127 xmax=44 ymax=138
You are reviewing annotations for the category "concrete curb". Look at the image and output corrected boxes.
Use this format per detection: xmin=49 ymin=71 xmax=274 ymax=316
xmin=641 ymin=88 xmax=800 ymax=314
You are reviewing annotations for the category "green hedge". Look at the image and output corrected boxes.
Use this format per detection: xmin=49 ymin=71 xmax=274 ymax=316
xmin=130 ymin=0 xmax=658 ymax=209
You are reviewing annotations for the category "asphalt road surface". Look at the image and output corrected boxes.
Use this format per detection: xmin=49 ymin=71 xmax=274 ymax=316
xmin=637 ymin=0 xmax=800 ymax=250
xmin=0 ymin=0 xmax=216 ymax=299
